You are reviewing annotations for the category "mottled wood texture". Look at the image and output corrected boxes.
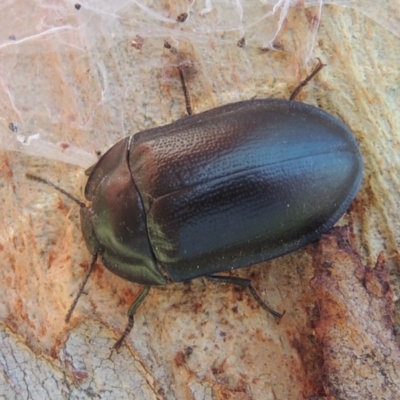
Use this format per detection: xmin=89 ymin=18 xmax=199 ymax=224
xmin=0 ymin=1 xmax=399 ymax=399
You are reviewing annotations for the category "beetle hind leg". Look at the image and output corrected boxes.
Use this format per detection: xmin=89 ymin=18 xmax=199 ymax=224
xmin=206 ymin=275 xmax=283 ymax=319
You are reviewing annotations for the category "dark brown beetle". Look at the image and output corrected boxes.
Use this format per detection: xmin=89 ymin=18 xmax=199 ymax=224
xmin=28 ymin=60 xmax=363 ymax=349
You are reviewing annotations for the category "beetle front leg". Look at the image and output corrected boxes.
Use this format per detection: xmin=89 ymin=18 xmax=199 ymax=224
xmin=113 ymin=285 xmax=151 ymax=351
xmin=206 ymin=275 xmax=283 ymax=319
xmin=65 ymin=252 xmax=98 ymax=323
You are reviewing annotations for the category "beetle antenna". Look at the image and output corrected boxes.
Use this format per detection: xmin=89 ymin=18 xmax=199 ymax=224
xmin=26 ymin=173 xmax=94 ymax=323
xmin=113 ymin=285 xmax=151 ymax=351
xmin=289 ymin=58 xmax=326 ymax=101
xmin=26 ymin=173 xmax=85 ymax=208
xmin=65 ymin=252 xmax=98 ymax=323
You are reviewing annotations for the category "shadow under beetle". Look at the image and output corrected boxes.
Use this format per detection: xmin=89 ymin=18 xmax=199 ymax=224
xmin=28 ymin=59 xmax=363 ymax=350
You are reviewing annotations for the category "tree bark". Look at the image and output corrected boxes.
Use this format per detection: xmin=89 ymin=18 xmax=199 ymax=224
xmin=1 ymin=1 xmax=399 ymax=399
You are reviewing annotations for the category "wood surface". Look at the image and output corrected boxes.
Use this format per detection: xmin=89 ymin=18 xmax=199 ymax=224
xmin=0 ymin=1 xmax=399 ymax=399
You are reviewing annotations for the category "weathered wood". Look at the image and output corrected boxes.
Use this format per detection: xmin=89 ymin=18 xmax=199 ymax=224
xmin=1 ymin=1 xmax=399 ymax=399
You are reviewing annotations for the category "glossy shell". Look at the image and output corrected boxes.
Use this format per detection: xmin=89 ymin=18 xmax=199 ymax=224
xmin=81 ymin=99 xmax=363 ymax=285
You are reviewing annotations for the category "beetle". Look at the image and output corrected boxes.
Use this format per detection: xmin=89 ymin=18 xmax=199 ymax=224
xmin=27 ymin=60 xmax=363 ymax=349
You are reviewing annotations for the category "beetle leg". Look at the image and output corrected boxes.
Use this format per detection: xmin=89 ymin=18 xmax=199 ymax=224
xmin=178 ymin=65 xmax=193 ymax=116
xmin=113 ymin=285 xmax=151 ymax=351
xmin=164 ymin=41 xmax=193 ymax=116
xmin=206 ymin=275 xmax=283 ymax=319
xmin=65 ymin=252 xmax=98 ymax=323
xmin=289 ymin=58 xmax=326 ymax=101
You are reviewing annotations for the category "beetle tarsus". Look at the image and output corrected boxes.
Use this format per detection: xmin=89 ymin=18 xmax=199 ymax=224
xmin=65 ymin=252 xmax=98 ymax=323
xmin=113 ymin=314 xmax=134 ymax=351
xmin=113 ymin=285 xmax=151 ymax=351
xmin=206 ymin=275 xmax=283 ymax=319
xmin=289 ymin=58 xmax=326 ymax=101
